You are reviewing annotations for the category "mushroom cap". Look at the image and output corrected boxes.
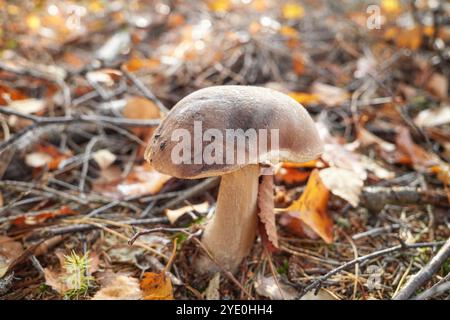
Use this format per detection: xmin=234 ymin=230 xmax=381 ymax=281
xmin=145 ymin=85 xmax=323 ymax=179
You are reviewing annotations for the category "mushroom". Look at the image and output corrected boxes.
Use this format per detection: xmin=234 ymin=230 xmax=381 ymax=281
xmin=145 ymin=85 xmax=323 ymax=274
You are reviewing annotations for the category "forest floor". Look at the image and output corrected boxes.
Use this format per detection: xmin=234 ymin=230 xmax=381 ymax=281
xmin=0 ymin=0 xmax=449 ymax=300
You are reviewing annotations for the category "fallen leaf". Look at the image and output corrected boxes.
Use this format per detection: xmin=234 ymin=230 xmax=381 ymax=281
xmin=300 ymin=289 xmax=337 ymax=300
xmin=279 ymin=213 xmax=320 ymax=240
xmin=123 ymin=96 xmax=161 ymax=157
xmin=207 ymin=0 xmax=231 ymax=12
xmin=140 ymin=272 xmax=174 ymax=300
xmin=381 ymin=0 xmax=401 ymax=14
xmin=117 ymin=164 xmax=172 ymax=197
xmin=288 ymin=92 xmax=319 ymax=105
xmin=12 ymin=206 xmax=77 ymax=227
xmin=93 ymin=163 xmax=171 ymax=199
xmin=204 ymin=272 xmax=220 ymax=300
xmin=254 ymin=274 xmax=298 ymax=300
xmin=8 ymin=98 xmax=45 ymax=114
xmin=282 ymin=3 xmax=305 ymax=20
xmin=92 ymin=149 xmax=116 ymax=170
xmin=124 ymin=57 xmax=160 ymax=72
xmin=257 ymin=174 xmax=279 ymax=248
xmin=357 ymin=127 xmax=396 ymax=152
xmin=414 ymin=105 xmax=450 ymax=128
xmin=275 ymin=167 xmax=310 ymax=185
xmin=25 ymin=144 xmax=71 ymax=170
xmin=0 ymin=236 xmax=23 ymax=278
xmin=426 ymin=73 xmax=448 ymax=100
xmin=311 ymin=82 xmax=349 ymax=107
xmin=285 ymin=169 xmax=333 ymax=243
xmin=319 ymin=167 xmax=364 ymax=207
xmin=395 ymin=126 xmax=439 ymax=170
xmin=92 ymin=274 xmax=142 ymax=300
xmin=165 ymin=202 xmax=209 ymax=224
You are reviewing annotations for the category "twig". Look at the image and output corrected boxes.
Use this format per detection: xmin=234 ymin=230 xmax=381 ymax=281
xmin=361 ymin=186 xmax=449 ymax=211
xmin=26 ymin=217 xmax=168 ymax=240
xmin=298 ymin=241 xmax=444 ymax=298
xmin=121 ymin=67 xmax=169 ymax=113
xmin=129 ymin=227 xmax=254 ymax=299
xmin=393 ymin=238 xmax=450 ymax=300
xmin=0 ymin=107 xmax=160 ymax=153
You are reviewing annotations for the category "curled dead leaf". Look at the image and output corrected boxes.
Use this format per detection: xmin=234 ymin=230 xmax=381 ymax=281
xmin=140 ymin=272 xmax=174 ymax=300
xmin=285 ymin=169 xmax=333 ymax=243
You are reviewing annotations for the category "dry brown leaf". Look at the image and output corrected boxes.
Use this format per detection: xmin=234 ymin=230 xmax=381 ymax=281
xmin=288 ymin=92 xmax=319 ymax=105
xmin=92 ymin=274 xmax=142 ymax=300
xmin=396 ymin=126 xmax=439 ymax=171
xmin=300 ymin=289 xmax=338 ymax=300
xmin=319 ymin=167 xmax=364 ymax=207
xmin=117 ymin=163 xmax=172 ymax=197
xmin=8 ymin=98 xmax=45 ymax=115
xmin=165 ymin=202 xmax=209 ymax=224
xmin=92 ymin=149 xmax=116 ymax=170
xmin=123 ymin=96 xmax=162 ymax=157
xmin=0 ymin=236 xmax=23 ymax=278
xmin=279 ymin=212 xmax=321 ymax=240
xmin=25 ymin=144 xmax=72 ymax=170
xmin=275 ymin=167 xmax=311 ymax=185
xmin=257 ymin=175 xmax=279 ymax=248
xmin=311 ymin=82 xmax=349 ymax=107
xmin=11 ymin=206 xmax=77 ymax=227
xmin=254 ymin=274 xmax=298 ymax=300
xmin=204 ymin=272 xmax=221 ymax=300
xmin=426 ymin=73 xmax=448 ymax=100
xmin=140 ymin=272 xmax=174 ymax=300
xmin=357 ymin=127 xmax=396 ymax=152
xmin=414 ymin=105 xmax=450 ymax=128
xmin=285 ymin=169 xmax=333 ymax=243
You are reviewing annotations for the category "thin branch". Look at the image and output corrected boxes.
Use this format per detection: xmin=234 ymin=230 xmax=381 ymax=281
xmin=393 ymin=237 xmax=450 ymax=300
xmin=298 ymin=241 xmax=445 ymax=299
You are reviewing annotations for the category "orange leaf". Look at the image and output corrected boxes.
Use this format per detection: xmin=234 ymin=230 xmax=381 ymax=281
xmin=12 ymin=206 xmax=77 ymax=226
xmin=285 ymin=169 xmax=333 ymax=243
xmin=282 ymin=3 xmax=305 ymax=20
xmin=140 ymin=272 xmax=173 ymax=300
xmin=275 ymin=167 xmax=310 ymax=185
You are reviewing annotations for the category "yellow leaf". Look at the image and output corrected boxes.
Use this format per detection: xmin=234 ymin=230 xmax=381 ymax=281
xmin=26 ymin=14 xmax=41 ymax=31
xmin=289 ymin=92 xmax=319 ymax=105
xmin=140 ymin=272 xmax=174 ymax=300
xmin=208 ymin=0 xmax=231 ymax=12
xmin=282 ymin=3 xmax=305 ymax=20
xmin=285 ymin=169 xmax=333 ymax=243
xmin=382 ymin=0 xmax=401 ymax=14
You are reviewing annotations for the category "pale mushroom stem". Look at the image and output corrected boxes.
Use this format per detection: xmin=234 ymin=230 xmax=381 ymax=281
xmin=196 ymin=164 xmax=260 ymax=274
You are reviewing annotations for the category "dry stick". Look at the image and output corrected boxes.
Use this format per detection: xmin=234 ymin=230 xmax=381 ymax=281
xmin=393 ymin=237 xmax=450 ymax=300
xmin=146 ymin=177 xmax=220 ymax=216
xmin=0 ymin=107 xmax=160 ymax=153
xmin=298 ymin=241 xmax=444 ymax=299
xmin=360 ymin=186 xmax=448 ymax=211
xmin=122 ymin=67 xmax=169 ymax=113
xmin=26 ymin=217 xmax=168 ymax=240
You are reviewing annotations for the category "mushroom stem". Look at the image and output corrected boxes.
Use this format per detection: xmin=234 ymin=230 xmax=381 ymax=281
xmin=196 ymin=164 xmax=260 ymax=274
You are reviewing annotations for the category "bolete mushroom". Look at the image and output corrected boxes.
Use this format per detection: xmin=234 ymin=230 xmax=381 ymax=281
xmin=145 ymin=85 xmax=323 ymax=273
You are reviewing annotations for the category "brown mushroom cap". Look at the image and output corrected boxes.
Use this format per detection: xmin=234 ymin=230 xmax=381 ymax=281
xmin=145 ymin=85 xmax=323 ymax=179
